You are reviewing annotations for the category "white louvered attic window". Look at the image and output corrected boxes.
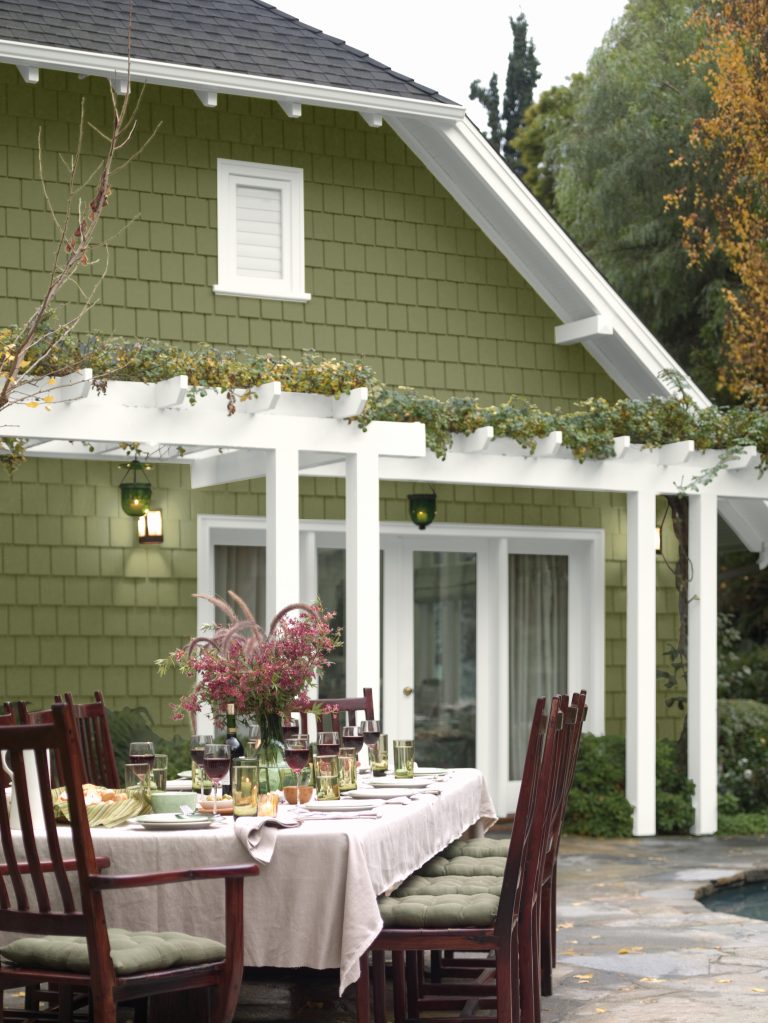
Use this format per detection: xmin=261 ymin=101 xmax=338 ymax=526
xmin=214 ymin=159 xmax=310 ymax=302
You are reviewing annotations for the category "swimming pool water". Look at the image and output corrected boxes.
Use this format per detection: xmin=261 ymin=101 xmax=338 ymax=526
xmin=700 ymin=879 xmax=768 ymax=921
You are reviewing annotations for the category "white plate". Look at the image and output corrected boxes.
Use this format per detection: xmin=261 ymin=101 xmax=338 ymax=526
xmin=175 ymin=770 xmax=193 ymax=779
xmin=303 ymin=800 xmax=377 ymax=812
xmin=369 ymin=777 xmax=433 ymax=789
xmin=413 ymin=767 xmax=448 ymax=776
xmin=352 ymin=788 xmax=413 ymax=799
xmin=130 ymin=813 xmax=213 ymax=830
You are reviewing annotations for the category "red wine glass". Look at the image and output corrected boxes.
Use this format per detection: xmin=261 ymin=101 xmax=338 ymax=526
xmin=202 ymin=743 xmax=230 ymax=816
xmin=284 ymin=736 xmax=310 ymax=805
xmin=317 ymin=730 xmax=340 ymax=756
xmin=128 ymin=743 xmax=155 ymax=792
xmin=282 ymin=716 xmax=300 ymax=743
xmin=360 ymin=720 xmax=381 ymax=747
xmin=341 ymin=725 xmax=364 ymax=754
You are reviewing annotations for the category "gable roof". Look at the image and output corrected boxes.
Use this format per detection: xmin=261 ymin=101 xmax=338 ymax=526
xmin=0 ymin=0 xmax=452 ymax=102
xmin=0 ymin=2 xmax=765 ymax=560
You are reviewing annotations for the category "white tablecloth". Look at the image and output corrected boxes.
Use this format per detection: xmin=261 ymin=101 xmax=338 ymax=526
xmin=8 ymin=769 xmax=496 ymax=994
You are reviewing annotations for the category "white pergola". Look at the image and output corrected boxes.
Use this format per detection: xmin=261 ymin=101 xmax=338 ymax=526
xmin=3 ymin=372 xmax=768 ymax=836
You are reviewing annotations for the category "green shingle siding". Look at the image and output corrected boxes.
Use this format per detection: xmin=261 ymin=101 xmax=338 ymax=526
xmin=0 ymin=66 xmax=681 ymax=738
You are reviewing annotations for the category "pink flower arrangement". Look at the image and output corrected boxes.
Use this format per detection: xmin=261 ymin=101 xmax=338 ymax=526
xmin=159 ymin=592 xmax=341 ymax=724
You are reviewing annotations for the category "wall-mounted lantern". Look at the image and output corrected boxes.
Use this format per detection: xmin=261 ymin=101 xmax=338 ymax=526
xmin=119 ymin=459 xmax=152 ymax=517
xmin=137 ymin=509 xmax=164 ymax=544
xmin=408 ymin=487 xmax=437 ymax=530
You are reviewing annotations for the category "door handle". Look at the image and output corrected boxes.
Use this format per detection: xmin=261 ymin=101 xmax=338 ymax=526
xmin=402 ymin=686 xmax=413 ymax=696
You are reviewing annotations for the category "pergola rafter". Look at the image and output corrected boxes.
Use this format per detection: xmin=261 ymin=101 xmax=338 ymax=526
xmin=3 ymin=374 xmax=767 ymax=836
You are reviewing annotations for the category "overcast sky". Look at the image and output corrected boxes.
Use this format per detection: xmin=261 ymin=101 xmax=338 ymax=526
xmin=276 ymin=1 xmax=629 ymax=125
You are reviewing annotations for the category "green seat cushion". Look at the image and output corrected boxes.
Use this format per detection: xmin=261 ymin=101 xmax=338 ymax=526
xmin=379 ymin=892 xmax=499 ymax=928
xmin=395 ymin=874 xmax=503 ymax=898
xmin=418 ymin=855 xmax=507 ymax=878
xmin=443 ymin=837 xmax=510 ymax=859
xmin=0 ymin=928 xmax=225 ymax=976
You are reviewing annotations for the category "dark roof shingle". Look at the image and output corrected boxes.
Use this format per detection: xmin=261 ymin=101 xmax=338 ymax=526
xmin=0 ymin=0 xmax=455 ymax=103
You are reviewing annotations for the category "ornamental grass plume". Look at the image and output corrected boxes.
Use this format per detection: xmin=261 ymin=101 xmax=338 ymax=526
xmin=158 ymin=593 xmax=341 ymax=725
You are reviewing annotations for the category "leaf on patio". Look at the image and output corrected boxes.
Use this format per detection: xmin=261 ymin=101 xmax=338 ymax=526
xmin=596 ymin=1009 xmax=607 ymax=1015
xmin=617 ymin=946 xmax=643 ymax=954
xmin=560 ymin=949 xmax=576 ymax=956
xmin=574 ymin=973 xmax=593 ymax=982
xmin=750 ymin=988 xmax=766 ymax=993
xmin=639 ymin=977 xmax=664 ymax=984
xmin=557 ymin=921 xmax=575 ymax=930
xmin=715 ymin=978 xmax=732 ymax=984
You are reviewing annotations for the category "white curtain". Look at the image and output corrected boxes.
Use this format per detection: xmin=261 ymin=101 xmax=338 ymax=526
xmin=508 ymin=554 xmax=568 ymax=778
xmin=214 ymin=546 xmax=266 ymax=628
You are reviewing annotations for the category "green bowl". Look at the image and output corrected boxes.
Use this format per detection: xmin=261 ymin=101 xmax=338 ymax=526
xmin=150 ymin=791 xmax=193 ymax=814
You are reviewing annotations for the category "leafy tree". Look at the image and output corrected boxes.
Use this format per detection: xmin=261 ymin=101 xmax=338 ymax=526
xmin=666 ymin=0 xmax=768 ymax=403
xmin=513 ymin=80 xmax=582 ymax=211
xmin=550 ymin=0 xmax=729 ymax=397
xmin=470 ymin=12 xmax=540 ymax=175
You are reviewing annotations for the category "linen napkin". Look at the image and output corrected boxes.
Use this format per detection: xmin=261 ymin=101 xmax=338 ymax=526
xmin=234 ymin=814 xmax=301 ymax=864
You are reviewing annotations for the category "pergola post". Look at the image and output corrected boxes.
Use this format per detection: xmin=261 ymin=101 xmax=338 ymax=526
xmin=626 ymin=489 xmax=657 ymax=836
xmin=265 ymin=447 xmax=300 ymax=621
xmin=345 ymin=452 xmax=380 ymax=700
xmin=687 ymin=491 xmax=718 ymax=835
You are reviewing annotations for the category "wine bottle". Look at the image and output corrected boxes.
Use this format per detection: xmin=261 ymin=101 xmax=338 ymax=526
xmin=222 ymin=703 xmax=244 ymax=794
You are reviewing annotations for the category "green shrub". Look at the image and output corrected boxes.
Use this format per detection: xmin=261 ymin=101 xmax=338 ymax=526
xmin=564 ymin=734 xmax=633 ymax=837
xmin=718 ymin=698 xmax=768 ymax=812
xmin=564 ymin=733 xmax=694 ymax=837
xmin=717 ymin=812 xmax=768 ymax=836
xmin=107 ymin=704 xmax=190 ymax=779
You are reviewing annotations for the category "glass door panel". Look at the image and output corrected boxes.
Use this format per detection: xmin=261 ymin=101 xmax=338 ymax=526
xmin=214 ymin=545 xmax=266 ymax=627
xmin=317 ymin=548 xmax=346 ymax=700
xmin=413 ymin=551 xmax=477 ymax=768
xmin=508 ymin=553 xmax=568 ymax=778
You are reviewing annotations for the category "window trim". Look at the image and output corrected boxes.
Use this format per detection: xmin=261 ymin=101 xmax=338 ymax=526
xmin=213 ymin=158 xmax=311 ymax=302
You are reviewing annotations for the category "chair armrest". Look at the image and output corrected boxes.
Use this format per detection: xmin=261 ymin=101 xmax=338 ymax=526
xmin=89 ymin=862 xmax=260 ymax=889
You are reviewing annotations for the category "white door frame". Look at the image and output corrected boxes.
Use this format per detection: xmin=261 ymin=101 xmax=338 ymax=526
xmin=197 ymin=515 xmax=604 ymax=812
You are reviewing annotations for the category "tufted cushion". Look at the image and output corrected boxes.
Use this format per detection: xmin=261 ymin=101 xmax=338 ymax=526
xmin=379 ymin=892 xmax=499 ymax=928
xmin=418 ymin=855 xmax=507 ymax=878
xmin=442 ymin=837 xmax=510 ymax=859
xmin=394 ymin=874 xmax=503 ymax=898
xmin=0 ymin=928 xmax=225 ymax=976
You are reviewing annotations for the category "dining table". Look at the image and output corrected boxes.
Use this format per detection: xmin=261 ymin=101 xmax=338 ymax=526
xmin=44 ymin=768 xmax=496 ymax=994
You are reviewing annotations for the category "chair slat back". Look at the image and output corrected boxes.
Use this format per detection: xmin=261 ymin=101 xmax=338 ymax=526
xmin=0 ymin=707 xmax=93 ymax=935
xmin=493 ymin=695 xmax=551 ymax=937
xmin=64 ymin=691 xmax=121 ymax=789
xmin=543 ymin=689 xmax=587 ymax=875
xmin=289 ymin=687 xmax=375 ymax=737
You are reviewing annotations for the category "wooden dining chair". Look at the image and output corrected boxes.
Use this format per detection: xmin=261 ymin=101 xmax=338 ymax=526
xmin=0 ymin=700 xmax=260 ymax=1023
xmin=356 ymin=696 xmax=561 ymax=1023
xmin=539 ymin=689 xmax=587 ymax=1002
xmin=288 ymin=687 xmax=375 ymax=735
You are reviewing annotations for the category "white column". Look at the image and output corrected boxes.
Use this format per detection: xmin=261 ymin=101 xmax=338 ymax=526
xmin=265 ymin=447 xmax=300 ymax=622
xmin=345 ymin=452 xmax=380 ymax=699
xmin=626 ymin=490 xmax=657 ymax=836
xmin=687 ymin=491 xmax=718 ymax=835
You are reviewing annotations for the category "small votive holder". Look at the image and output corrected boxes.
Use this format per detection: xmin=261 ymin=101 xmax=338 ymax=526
xmin=338 ymin=746 xmax=357 ymax=792
xmin=315 ymin=754 xmax=340 ymax=800
xmin=370 ymin=734 xmax=389 ymax=777
xmin=232 ymin=759 xmax=260 ymax=817
xmin=393 ymin=740 xmax=414 ymax=779
xmin=257 ymin=792 xmax=279 ymax=817
xmin=150 ymin=754 xmax=168 ymax=791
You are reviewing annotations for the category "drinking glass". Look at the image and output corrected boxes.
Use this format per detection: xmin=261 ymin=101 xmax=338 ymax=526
xmin=315 ymin=755 xmax=340 ymax=800
xmin=190 ymin=733 xmax=213 ymax=793
xmin=341 ymin=725 xmax=364 ymax=754
xmin=360 ymin=720 xmax=381 ymax=748
xmin=338 ymin=746 xmax=357 ymax=792
xmin=317 ymin=730 xmax=340 ymax=756
xmin=202 ymin=743 xmax=230 ymax=816
xmin=393 ymin=740 xmax=415 ymax=779
xmin=370 ymin=734 xmax=389 ymax=776
xmin=284 ymin=736 xmax=310 ymax=805
xmin=128 ymin=742 xmax=155 ymax=785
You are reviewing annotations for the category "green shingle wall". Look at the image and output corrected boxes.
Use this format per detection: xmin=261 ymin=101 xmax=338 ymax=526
xmin=0 ymin=66 xmax=681 ymax=737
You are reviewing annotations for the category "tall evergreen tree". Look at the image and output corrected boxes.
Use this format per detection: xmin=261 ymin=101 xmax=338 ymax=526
xmin=470 ymin=13 xmax=540 ymax=175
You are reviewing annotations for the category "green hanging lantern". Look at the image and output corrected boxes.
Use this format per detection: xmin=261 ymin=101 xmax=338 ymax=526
xmin=408 ymin=488 xmax=437 ymax=530
xmin=119 ymin=459 xmax=152 ymax=517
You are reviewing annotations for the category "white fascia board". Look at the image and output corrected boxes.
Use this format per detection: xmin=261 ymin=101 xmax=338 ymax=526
xmin=387 ymin=114 xmax=708 ymax=406
xmin=0 ymin=39 xmax=464 ymax=123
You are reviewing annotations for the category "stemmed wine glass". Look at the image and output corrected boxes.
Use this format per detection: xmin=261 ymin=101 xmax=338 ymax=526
xmin=190 ymin=734 xmax=213 ymax=793
xmin=360 ymin=720 xmax=382 ymax=773
xmin=284 ymin=736 xmax=310 ymax=806
xmin=317 ymin=731 xmax=340 ymax=756
xmin=282 ymin=715 xmax=299 ymax=743
xmin=342 ymin=725 xmax=364 ymax=755
xmin=128 ymin=742 xmax=155 ymax=792
xmin=202 ymin=743 xmax=230 ymax=816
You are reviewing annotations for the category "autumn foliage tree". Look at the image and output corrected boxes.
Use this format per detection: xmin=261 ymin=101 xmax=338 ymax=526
xmin=666 ymin=0 xmax=768 ymax=402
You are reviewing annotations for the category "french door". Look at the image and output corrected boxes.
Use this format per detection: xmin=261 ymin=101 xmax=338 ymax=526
xmin=200 ymin=516 xmax=604 ymax=814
